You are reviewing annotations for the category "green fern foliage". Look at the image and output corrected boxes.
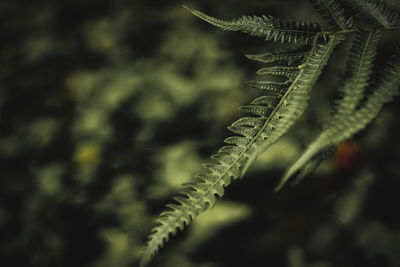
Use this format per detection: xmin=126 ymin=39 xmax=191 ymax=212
xmin=183 ymin=5 xmax=321 ymax=44
xmin=258 ymin=34 xmax=344 ymax=148
xmin=139 ymin=34 xmax=343 ymax=267
xmin=140 ymin=6 xmax=343 ymax=265
xmin=333 ymin=29 xmax=381 ymax=118
xmin=276 ymin=29 xmax=394 ymax=189
xmin=140 ymin=1 xmax=400 ymax=266
xmin=346 ymin=0 xmax=399 ymax=26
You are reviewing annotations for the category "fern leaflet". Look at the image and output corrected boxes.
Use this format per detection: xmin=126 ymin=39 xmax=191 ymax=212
xmin=246 ymin=50 xmax=308 ymax=65
xmin=256 ymin=66 xmax=300 ymax=79
xmin=245 ymin=80 xmax=291 ymax=93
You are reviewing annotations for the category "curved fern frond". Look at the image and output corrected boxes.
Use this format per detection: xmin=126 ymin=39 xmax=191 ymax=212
xmin=310 ymin=0 xmax=354 ymax=30
xmin=183 ymin=5 xmax=321 ymax=44
xmin=347 ymin=0 xmax=399 ymax=26
xmin=276 ymin=31 xmax=395 ymax=191
xmin=139 ymin=34 xmax=344 ymax=267
xmin=332 ymin=29 xmax=382 ymax=119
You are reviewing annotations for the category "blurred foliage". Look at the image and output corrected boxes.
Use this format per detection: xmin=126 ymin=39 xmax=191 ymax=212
xmin=0 ymin=0 xmax=399 ymax=267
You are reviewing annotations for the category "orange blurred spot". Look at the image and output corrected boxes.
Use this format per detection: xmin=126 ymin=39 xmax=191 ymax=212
xmin=334 ymin=140 xmax=361 ymax=170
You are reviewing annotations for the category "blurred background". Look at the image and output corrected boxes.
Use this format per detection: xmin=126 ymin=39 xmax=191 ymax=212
xmin=1 ymin=0 xmax=400 ymax=266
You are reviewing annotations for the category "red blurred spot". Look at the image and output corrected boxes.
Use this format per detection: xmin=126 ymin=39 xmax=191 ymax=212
xmin=334 ymin=140 xmax=361 ymax=170
xmin=286 ymin=216 xmax=305 ymax=234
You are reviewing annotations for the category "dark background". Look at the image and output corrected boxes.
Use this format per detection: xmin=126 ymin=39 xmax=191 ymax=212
xmin=1 ymin=0 xmax=400 ymax=266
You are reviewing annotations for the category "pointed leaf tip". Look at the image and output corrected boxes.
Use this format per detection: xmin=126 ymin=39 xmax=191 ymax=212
xmin=182 ymin=5 xmax=191 ymax=11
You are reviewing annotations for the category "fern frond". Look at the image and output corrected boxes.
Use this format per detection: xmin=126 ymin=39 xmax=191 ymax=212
xmin=264 ymin=34 xmax=345 ymax=143
xmin=183 ymin=5 xmax=321 ymax=44
xmin=139 ymin=34 xmax=344 ymax=267
xmin=241 ymin=34 xmax=345 ymax=178
xmin=347 ymin=0 xmax=399 ymax=26
xmin=310 ymin=0 xmax=354 ymax=30
xmin=332 ymin=29 xmax=381 ymax=119
xmin=277 ymin=33 xmax=397 ymax=191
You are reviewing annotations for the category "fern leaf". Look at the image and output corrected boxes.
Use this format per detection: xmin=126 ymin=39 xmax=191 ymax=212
xmin=183 ymin=5 xmax=321 ymax=44
xmin=232 ymin=116 xmax=266 ymax=127
xmin=347 ymin=0 xmax=399 ymax=26
xmin=251 ymin=95 xmax=281 ymax=107
xmin=277 ymin=33 xmax=397 ymax=191
xmin=310 ymin=0 xmax=354 ymax=30
xmin=139 ymin=33 xmax=345 ymax=267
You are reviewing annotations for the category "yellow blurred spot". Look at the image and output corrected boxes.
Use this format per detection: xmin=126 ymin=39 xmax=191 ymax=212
xmin=74 ymin=143 xmax=102 ymax=167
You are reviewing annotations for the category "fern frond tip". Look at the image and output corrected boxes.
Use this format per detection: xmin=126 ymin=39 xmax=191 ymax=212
xmin=183 ymin=5 xmax=320 ymax=43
